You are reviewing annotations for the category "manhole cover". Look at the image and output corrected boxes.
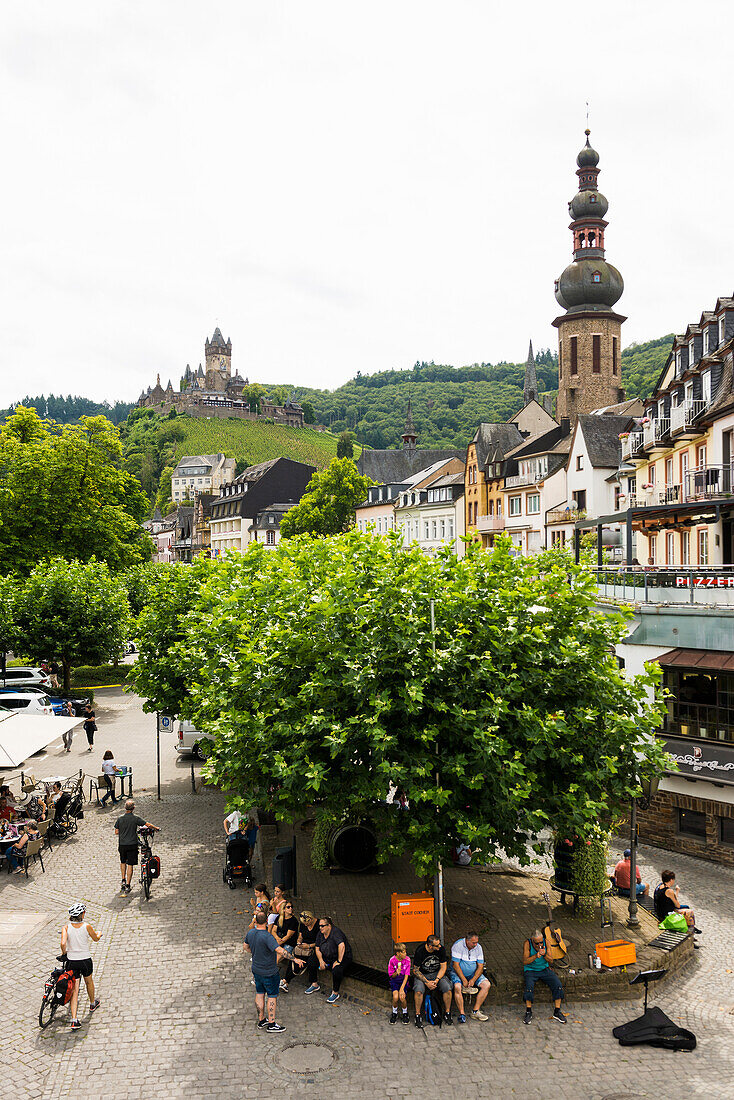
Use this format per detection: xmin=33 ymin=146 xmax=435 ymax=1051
xmin=278 ymin=1043 xmax=335 ymax=1075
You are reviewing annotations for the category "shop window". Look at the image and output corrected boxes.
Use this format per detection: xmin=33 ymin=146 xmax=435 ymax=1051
xmin=678 ymin=809 xmax=707 ymax=839
xmin=720 ymin=818 xmax=734 ymax=846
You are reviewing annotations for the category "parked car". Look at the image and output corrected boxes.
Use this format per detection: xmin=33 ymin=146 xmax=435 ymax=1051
xmin=176 ymin=720 xmax=215 ymax=761
xmin=0 ymin=686 xmax=90 ymax=716
xmin=0 ymin=691 xmax=54 ymax=715
xmin=0 ymin=667 xmax=51 ymax=689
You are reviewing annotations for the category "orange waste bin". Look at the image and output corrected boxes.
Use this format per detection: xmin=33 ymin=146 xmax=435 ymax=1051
xmin=391 ymin=892 xmax=435 ymax=943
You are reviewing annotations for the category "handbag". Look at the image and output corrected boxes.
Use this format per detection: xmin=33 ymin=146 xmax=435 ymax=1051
xmin=659 ymin=912 xmax=688 ymax=933
xmin=294 ymin=943 xmax=313 ymax=959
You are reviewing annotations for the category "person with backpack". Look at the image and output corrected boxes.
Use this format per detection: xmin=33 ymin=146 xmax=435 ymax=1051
xmin=61 ymin=903 xmax=101 ymax=1031
xmin=412 ymin=934 xmax=453 ymax=1028
xmin=387 ymin=942 xmax=411 ymax=1023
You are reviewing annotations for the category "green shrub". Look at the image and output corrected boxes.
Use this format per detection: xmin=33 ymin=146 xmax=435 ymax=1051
xmin=71 ymin=665 xmax=130 ymax=687
xmin=310 ymin=810 xmax=340 ymax=871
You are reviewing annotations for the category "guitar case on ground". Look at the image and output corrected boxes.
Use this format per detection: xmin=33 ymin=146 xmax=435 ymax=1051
xmin=612 ymin=1006 xmax=696 ymax=1052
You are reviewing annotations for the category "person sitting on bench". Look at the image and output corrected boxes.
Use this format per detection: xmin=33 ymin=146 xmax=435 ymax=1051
xmin=653 ymin=870 xmax=700 ymax=933
xmin=523 ymin=929 xmax=567 ymax=1025
xmin=613 ymin=849 xmax=649 ymax=897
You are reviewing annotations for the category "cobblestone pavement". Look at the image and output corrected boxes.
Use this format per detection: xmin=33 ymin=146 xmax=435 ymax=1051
xmin=2 ymin=690 xmax=733 ymax=1100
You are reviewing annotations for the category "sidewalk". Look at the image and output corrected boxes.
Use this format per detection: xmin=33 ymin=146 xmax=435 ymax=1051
xmin=260 ymin=819 xmax=693 ymax=1007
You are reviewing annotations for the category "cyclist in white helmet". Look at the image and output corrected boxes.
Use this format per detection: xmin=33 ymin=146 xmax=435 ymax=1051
xmin=60 ymin=903 xmax=102 ymax=1030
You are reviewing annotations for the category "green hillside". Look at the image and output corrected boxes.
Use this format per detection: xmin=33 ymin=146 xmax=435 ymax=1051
xmin=121 ymin=409 xmax=347 ymax=510
xmin=620 ymin=334 xmax=674 ymax=400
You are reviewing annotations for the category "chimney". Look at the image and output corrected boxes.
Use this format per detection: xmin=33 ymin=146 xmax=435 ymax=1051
xmin=560 ymin=417 xmax=571 ymax=435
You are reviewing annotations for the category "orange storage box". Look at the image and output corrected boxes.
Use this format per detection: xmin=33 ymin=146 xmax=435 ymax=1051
xmin=391 ymin=892 xmax=435 ymax=942
xmin=595 ymin=939 xmax=637 ymax=967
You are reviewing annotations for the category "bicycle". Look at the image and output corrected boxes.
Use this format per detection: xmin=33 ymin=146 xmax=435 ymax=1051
xmin=38 ymin=955 xmax=73 ymax=1028
xmin=138 ymin=826 xmax=160 ymax=901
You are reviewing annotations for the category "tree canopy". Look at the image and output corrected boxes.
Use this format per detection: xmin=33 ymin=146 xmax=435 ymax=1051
xmin=279 ymin=458 xmax=372 ymax=538
xmin=0 ymin=407 xmax=152 ymax=574
xmin=131 ymin=534 xmax=668 ymax=876
xmin=13 ymin=558 xmax=131 ymax=691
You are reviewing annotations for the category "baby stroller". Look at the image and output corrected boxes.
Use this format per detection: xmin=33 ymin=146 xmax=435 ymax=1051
xmin=223 ymin=831 xmax=252 ymax=889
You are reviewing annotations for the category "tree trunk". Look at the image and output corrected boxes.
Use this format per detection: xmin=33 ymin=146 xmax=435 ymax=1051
xmin=62 ymin=657 xmax=71 ymax=694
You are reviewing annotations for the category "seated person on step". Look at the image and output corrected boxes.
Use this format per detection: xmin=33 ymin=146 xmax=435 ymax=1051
xmin=613 ymin=849 xmax=649 ymax=897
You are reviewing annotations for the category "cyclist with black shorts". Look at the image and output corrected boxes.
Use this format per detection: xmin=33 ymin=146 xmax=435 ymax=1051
xmin=114 ymin=799 xmax=159 ymax=894
xmin=61 ymin=903 xmax=101 ymax=1031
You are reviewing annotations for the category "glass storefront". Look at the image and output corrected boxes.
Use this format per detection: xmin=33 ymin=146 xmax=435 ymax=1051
xmin=662 ymin=668 xmax=734 ymax=741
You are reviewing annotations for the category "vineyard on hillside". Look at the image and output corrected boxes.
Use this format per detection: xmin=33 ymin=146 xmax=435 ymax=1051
xmin=169 ymin=416 xmax=352 ymax=469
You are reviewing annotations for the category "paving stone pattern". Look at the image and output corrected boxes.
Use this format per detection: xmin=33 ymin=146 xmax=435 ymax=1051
xmin=1 ymin=690 xmax=733 ymax=1099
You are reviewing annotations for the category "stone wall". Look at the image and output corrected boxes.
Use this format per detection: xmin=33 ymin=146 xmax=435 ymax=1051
xmin=636 ymin=787 xmax=734 ymax=868
xmin=557 ymin=313 xmax=625 ymax=421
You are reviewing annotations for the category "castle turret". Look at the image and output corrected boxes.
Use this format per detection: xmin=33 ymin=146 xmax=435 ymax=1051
xmin=205 ymin=327 xmax=232 ymax=392
xmin=553 ymin=130 xmax=626 ymax=423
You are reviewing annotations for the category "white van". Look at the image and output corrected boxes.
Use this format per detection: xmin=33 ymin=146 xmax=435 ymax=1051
xmin=0 ymin=692 xmax=54 ymax=715
xmin=175 ymin=721 xmax=215 ymax=761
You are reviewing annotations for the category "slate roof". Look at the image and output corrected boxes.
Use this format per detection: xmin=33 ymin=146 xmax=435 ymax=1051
xmin=428 ymin=471 xmax=465 ymax=488
xmin=591 ymin=397 xmax=644 ymax=417
xmin=577 ymin=414 xmax=630 ymax=468
xmin=234 ymin=458 xmax=280 ymax=484
xmin=471 ymin=423 xmax=525 ymax=468
xmin=357 ymin=448 xmax=464 ymax=483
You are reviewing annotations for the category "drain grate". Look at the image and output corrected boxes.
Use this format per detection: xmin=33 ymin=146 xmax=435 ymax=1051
xmin=278 ymin=1043 xmax=335 ymax=1075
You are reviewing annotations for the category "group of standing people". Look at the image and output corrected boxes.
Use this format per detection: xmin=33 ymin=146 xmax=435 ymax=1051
xmin=61 ymin=703 xmax=97 ymax=753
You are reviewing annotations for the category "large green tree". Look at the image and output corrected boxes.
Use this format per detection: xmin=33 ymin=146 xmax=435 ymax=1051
xmin=0 ymin=407 xmax=152 ymax=574
xmin=130 ymin=534 xmax=668 ymax=876
xmin=13 ymin=558 xmax=131 ymax=691
xmin=279 ymin=458 xmax=371 ymax=538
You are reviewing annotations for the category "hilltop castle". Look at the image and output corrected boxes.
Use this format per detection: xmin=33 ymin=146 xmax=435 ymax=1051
xmin=137 ymin=328 xmax=305 ymax=427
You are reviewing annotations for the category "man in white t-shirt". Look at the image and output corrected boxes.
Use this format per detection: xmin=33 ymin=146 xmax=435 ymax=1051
xmin=223 ymin=809 xmax=245 ymax=836
xmin=450 ymin=934 xmax=491 ymax=1022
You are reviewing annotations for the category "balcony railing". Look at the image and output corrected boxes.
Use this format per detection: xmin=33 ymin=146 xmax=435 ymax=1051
xmin=670 ymin=399 xmax=706 ymax=434
xmin=547 ymin=508 xmax=585 ymax=524
xmin=505 ymin=470 xmax=547 ymax=488
xmin=630 ymin=431 xmax=645 ymax=456
xmin=475 ymin=514 xmax=505 ymax=533
xmin=593 ymin=565 xmax=734 ymax=606
xmin=684 ymin=464 xmax=733 ymax=501
xmin=643 ymin=418 xmax=670 ymax=447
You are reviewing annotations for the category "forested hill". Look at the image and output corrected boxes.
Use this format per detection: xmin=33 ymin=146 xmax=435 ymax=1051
xmin=0 ymin=394 xmax=134 ymax=425
xmin=291 ymin=335 xmax=673 ymax=449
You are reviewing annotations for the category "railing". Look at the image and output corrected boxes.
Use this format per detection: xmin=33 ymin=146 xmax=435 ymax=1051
xmin=684 ymin=464 xmax=733 ymax=501
xmin=658 ymin=483 xmax=682 ymax=505
xmin=505 ymin=471 xmax=546 ymax=488
xmin=593 ymin=565 xmax=734 ymax=606
xmin=475 ymin=514 xmax=505 ymax=533
xmin=547 ymin=508 xmax=585 ymax=524
xmin=670 ymin=399 xmax=706 ymax=433
xmin=643 ymin=418 xmax=670 ymax=447
xmin=630 ymin=431 xmax=645 ymax=456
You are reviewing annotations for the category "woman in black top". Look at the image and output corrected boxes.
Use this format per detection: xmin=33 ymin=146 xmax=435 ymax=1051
xmin=83 ymin=706 xmax=97 ymax=752
xmin=272 ymin=901 xmax=299 ymax=989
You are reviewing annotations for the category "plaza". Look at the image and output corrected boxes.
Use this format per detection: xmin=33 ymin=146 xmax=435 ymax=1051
xmin=2 ymin=688 xmax=734 ymax=1099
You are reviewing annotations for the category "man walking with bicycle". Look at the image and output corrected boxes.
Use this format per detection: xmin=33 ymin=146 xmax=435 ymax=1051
xmin=114 ymin=799 xmax=159 ymax=895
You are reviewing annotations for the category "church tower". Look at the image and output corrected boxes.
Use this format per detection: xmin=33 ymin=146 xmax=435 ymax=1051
xmin=204 ymin=327 xmax=232 ymax=393
xmin=553 ymin=130 xmax=626 ymax=423
xmin=523 ymin=339 xmax=539 ymax=405
xmin=401 ymin=396 xmax=417 ymax=452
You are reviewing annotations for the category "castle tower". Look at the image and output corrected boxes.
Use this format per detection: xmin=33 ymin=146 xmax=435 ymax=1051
xmin=553 ymin=130 xmax=626 ymax=423
xmin=204 ymin=327 xmax=232 ymax=393
xmin=523 ymin=339 xmax=539 ymax=405
xmin=401 ymin=396 xmax=417 ymax=452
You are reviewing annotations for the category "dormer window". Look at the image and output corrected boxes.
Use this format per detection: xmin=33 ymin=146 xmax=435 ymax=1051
xmin=591 ymin=271 xmax=601 ymax=283
xmin=702 ymin=329 xmax=709 ymax=355
xmin=721 ymin=316 xmax=727 ymax=343
xmin=689 ymin=341 xmax=696 ymax=367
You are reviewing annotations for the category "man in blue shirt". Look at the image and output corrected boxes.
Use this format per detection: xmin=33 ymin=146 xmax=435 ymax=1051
xmin=450 ymin=933 xmax=491 ymax=1022
xmin=523 ymin=929 xmax=566 ymax=1025
xmin=244 ymin=911 xmax=288 ymax=1033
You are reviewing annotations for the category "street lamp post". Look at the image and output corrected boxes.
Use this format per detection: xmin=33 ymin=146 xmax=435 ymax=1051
xmin=627 ymin=772 xmax=660 ymax=929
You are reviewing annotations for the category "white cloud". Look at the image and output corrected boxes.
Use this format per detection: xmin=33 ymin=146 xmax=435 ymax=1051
xmin=0 ymin=0 xmax=732 ymax=406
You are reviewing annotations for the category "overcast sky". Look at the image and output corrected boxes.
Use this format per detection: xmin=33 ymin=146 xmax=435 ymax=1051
xmin=2 ymin=1 xmax=733 ymax=407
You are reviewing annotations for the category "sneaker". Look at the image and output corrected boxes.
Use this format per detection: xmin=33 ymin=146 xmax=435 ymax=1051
xmin=256 ymin=1018 xmax=268 ymax=1030
xmin=70 ymin=1019 xmax=81 ymax=1030
xmin=389 ymin=1012 xmax=398 ymax=1024
xmin=523 ymin=1008 xmax=532 ymax=1025
xmin=267 ymin=1022 xmax=286 ymax=1033
xmin=120 ymin=881 xmax=127 ymax=893
xmin=472 ymin=1009 xmax=489 ymax=1022
xmin=457 ymin=1013 xmax=466 ymax=1024
xmin=693 ymin=926 xmax=702 ymax=934
xmin=304 ymin=983 xmax=320 ymax=995
xmin=279 ymin=980 xmax=289 ymax=992
xmin=89 ymin=999 xmax=100 ymax=1012
xmin=414 ymin=1015 xmax=423 ymax=1028
xmin=326 ymin=991 xmax=340 ymax=1004
xmin=124 ymin=883 xmax=131 ymax=894
xmin=444 ymin=1012 xmax=453 ymax=1025
xmin=552 ymin=1008 xmax=567 ymax=1025
xmin=401 ymin=1012 xmax=409 ymax=1024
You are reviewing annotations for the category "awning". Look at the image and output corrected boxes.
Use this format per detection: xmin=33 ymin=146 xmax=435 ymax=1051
xmin=656 ymin=648 xmax=734 ymax=673
xmin=0 ymin=713 xmax=83 ymax=769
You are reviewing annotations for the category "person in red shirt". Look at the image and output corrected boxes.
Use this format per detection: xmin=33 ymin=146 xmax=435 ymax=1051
xmin=613 ymin=849 xmax=649 ymax=898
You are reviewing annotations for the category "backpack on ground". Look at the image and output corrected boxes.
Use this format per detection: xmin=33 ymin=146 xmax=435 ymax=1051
xmin=423 ymin=991 xmax=442 ymax=1027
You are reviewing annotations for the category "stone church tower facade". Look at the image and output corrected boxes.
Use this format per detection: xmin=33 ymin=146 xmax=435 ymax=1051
xmin=204 ymin=327 xmax=233 ymax=393
xmin=553 ymin=131 xmax=626 ymax=423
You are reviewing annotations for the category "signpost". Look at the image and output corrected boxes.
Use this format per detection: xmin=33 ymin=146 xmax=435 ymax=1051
xmin=156 ymin=714 xmax=174 ymax=800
